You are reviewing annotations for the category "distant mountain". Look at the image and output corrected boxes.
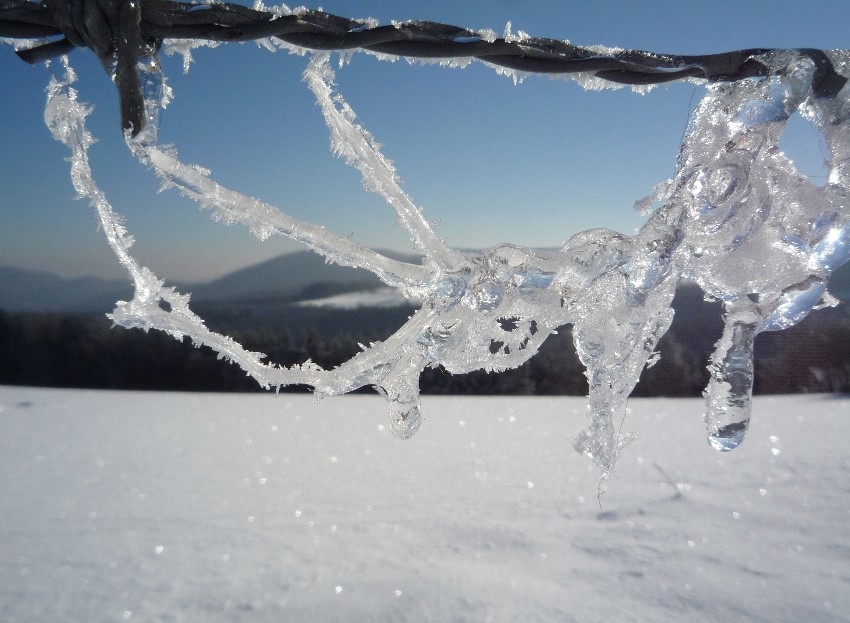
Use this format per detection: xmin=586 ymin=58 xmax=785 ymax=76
xmin=0 ymin=250 xmax=422 ymax=313
xmin=3 ymin=247 xmax=848 ymax=314
xmin=0 ymin=266 xmax=132 ymax=313
xmin=185 ymin=249 xmax=421 ymax=303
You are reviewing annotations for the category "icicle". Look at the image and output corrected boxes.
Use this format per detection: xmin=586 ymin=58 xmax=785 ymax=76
xmin=704 ymin=302 xmax=759 ymax=451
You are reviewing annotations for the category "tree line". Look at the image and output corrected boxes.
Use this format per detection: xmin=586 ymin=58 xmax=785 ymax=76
xmin=1 ymin=284 xmax=849 ymax=395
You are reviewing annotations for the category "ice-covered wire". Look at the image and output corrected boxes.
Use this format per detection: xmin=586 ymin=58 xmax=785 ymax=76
xmin=3 ymin=0 xmax=846 ymax=135
xmin=7 ymin=3 xmax=850 ymax=478
xmin=43 ymin=56 xmax=440 ymax=405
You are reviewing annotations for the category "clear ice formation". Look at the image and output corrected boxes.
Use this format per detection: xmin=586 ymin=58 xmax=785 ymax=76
xmin=32 ymin=36 xmax=850 ymax=477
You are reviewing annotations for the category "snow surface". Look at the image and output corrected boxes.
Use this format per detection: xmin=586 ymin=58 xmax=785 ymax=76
xmin=0 ymin=387 xmax=848 ymax=622
xmin=298 ymin=286 xmax=409 ymax=309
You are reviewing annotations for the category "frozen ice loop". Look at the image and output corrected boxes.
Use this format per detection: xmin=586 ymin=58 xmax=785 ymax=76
xmin=35 ymin=41 xmax=850 ymax=477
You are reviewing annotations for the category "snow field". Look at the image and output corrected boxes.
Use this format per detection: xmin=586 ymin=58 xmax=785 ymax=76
xmin=0 ymin=387 xmax=848 ymax=622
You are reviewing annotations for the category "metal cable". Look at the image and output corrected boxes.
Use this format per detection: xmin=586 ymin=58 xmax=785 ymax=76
xmin=1 ymin=0 xmax=846 ymax=135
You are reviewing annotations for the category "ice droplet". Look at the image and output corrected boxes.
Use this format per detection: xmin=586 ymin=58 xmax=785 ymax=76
xmin=388 ymin=398 xmax=422 ymax=439
xmin=465 ymin=280 xmax=503 ymax=312
xmin=708 ymin=423 xmax=747 ymax=452
xmin=382 ymin=365 xmax=423 ymax=439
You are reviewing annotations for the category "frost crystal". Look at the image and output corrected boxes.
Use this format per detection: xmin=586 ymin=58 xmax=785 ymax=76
xmin=33 ymin=40 xmax=850 ymax=478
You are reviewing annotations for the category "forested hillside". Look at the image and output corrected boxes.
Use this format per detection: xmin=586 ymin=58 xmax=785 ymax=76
xmin=1 ymin=283 xmax=848 ymax=395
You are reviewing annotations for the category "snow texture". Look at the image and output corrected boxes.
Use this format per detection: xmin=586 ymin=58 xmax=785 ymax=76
xmin=297 ymin=287 xmax=412 ymax=310
xmin=29 ymin=37 xmax=850 ymax=477
xmin=0 ymin=388 xmax=849 ymax=622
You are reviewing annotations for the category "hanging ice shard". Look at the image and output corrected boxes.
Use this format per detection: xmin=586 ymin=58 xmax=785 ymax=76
xmin=704 ymin=306 xmax=758 ymax=451
xmin=386 ymin=390 xmax=423 ymax=440
xmin=379 ymin=356 xmax=425 ymax=439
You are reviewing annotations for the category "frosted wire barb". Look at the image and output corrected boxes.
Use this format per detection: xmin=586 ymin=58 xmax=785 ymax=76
xmin=44 ymin=56 xmax=445 ymax=399
xmin=44 ymin=59 xmax=313 ymax=389
xmin=127 ymin=53 xmax=431 ymax=295
xmin=133 ymin=143 xmax=431 ymax=292
xmin=33 ymin=38 xmax=850 ymax=477
xmin=303 ymin=53 xmax=465 ymax=271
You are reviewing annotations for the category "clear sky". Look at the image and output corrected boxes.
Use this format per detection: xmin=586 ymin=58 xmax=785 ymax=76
xmin=1 ymin=1 xmax=848 ymax=282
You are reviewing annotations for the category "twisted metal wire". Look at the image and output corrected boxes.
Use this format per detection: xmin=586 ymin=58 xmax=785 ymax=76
xmin=2 ymin=0 xmax=846 ymax=135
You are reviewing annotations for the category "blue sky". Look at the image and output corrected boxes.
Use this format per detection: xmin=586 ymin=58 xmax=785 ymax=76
xmin=1 ymin=1 xmax=848 ymax=281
